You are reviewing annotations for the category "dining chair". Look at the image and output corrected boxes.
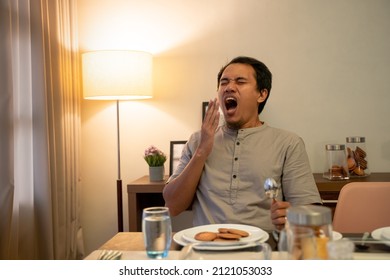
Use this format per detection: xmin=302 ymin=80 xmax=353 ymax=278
xmin=332 ymin=182 xmax=390 ymax=233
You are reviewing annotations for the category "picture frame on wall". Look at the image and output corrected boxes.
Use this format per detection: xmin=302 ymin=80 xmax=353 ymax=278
xmin=202 ymin=101 xmax=209 ymax=121
xmin=169 ymin=140 xmax=187 ymax=176
xmin=202 ymin=101 xmax=225 ymax=125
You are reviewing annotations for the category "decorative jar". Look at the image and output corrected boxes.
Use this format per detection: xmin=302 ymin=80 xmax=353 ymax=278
xmin=346 ymin=136 xmax=370 ymax=177
xmin=286 ymin=205 xmax=333 ymax=260
xmin=323 ymin=144 xmax=349 ymax=180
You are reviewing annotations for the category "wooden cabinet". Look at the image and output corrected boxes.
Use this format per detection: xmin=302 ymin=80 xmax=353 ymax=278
xmin=127 ymin=176 xmax=167 ymax=231
xmin=127 ymin=173 xmax=390 ymax=231
xmin=314 ymin=172 xmax=390 ymax=216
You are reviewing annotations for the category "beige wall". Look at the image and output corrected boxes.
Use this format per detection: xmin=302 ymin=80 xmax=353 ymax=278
xmin=77 ymin=0 xmax=390 ymax=255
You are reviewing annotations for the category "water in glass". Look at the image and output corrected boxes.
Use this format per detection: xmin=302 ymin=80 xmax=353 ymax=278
xmin=142 ymin=207 xmax=172 ymax=259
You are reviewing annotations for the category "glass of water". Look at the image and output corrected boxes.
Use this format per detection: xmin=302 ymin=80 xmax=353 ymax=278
xmin=142 ymin=206 xmax=172 ymax=259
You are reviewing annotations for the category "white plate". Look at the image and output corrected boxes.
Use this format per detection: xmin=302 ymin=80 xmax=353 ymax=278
xmin=371 ymin=226 xmax=390 ymax=246
xmin=332 ymin=231 xmax=343 ymax=240
xmin=173 ymin=224 xmax=269 ymax=250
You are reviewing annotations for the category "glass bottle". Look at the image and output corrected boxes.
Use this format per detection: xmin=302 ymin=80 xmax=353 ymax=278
xmin=286 ymin=205 xmax=333 ymax=260
xmin=323 ymin=144 xmax=349 ymax=180
xmin=346 ymin=136 xmax=370 ymax=177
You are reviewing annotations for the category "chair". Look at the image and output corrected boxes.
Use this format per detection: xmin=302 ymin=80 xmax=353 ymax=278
xmin=332 ymin=182 xmax=390 ymax=233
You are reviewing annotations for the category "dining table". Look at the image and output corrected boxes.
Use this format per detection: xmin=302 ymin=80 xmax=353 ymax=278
xmin=84 ymin=231 xmax=390 ymax=260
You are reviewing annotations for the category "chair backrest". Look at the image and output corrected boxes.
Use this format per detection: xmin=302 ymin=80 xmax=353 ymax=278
xmin=332 ymin=182 xmax=390 ymax=233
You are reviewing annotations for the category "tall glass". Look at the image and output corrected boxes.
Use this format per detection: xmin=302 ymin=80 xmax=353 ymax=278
xmin=142 ymin=206 xmax=172 ymax=259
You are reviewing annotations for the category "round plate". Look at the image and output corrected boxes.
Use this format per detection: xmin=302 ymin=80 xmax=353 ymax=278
xmin=371 ymin=226 xmax=390 ymax=246
xmin=173 ymin=224 xmax=269 ymax=250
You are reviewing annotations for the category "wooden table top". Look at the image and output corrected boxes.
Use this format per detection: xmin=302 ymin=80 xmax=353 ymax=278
xmin=93 ymin=231 xmax=390 ymax=261
xmin=99 ymin=232 xmax=182 ymax=251
xmin=99 ymin=231 xmax=278 ymax=252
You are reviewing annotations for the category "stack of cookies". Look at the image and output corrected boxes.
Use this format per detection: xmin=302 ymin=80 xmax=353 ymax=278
xmin=329 ymin=165 xmax=349 ymax=179
xmin=194 ymin=228 xmax=249 ymax=242
xmin=347 ymin=146 xmax=368 ymax=176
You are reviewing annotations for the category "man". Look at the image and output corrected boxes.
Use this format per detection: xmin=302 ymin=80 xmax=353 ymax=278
xmin=163 ymin=56 xmax=321 ymax=232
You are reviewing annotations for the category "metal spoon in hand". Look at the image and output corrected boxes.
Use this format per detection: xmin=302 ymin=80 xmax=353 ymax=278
xmin=264 ymin=178 xmax=280 ymax=202
xmin=264 ymin=178 xmax=284 ymax=236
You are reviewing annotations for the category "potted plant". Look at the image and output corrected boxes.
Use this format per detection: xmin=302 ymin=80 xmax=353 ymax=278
xmin=144 ymin=145 xmax=167 ymax=181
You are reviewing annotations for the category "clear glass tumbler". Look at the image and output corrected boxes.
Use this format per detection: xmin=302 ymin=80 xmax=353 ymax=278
xmin=142 ymin=206 xmax=172 ymax=259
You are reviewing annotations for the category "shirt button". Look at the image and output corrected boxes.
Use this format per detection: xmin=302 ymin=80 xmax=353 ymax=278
xmin=233 ymin=175 xmax=237 ymax=179
xmin=236 ymin=142 xmax=240 ymax=145
xmin=234 ymin=157 xmax=238 ymax=161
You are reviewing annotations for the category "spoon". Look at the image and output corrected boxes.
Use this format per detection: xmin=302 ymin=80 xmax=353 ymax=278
xmin=355 ymin=232 xmax=370 ymax=250
xmin=178 ymin=244 xmax=194 ymax=260
xmin=264 ymin=178 xmax=280 ymax=202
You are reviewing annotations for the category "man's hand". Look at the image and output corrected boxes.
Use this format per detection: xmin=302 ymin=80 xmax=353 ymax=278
xmin=163 ymin=98 xmax=220 ymax=216
xmin=198 ymin=98 xmax=220 ymax=157
xmin=270 ymin=200 xmax=291 ymax=231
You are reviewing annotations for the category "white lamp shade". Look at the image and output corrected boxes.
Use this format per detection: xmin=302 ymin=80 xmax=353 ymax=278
xmin=82 ymin=50 xmax=153 ymax=100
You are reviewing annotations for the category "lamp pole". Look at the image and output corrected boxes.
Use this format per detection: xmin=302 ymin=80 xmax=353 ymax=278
xmin=116 ymin=100 xmax=123 ymax=232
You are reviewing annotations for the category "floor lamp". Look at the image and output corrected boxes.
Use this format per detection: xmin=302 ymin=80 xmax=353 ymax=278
xmin=82 ymin=50 xmax=153 ymax=232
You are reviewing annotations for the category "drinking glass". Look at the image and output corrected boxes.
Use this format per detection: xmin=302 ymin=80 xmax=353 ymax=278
xmin=142 ymin=206 xmax=172 ymax=259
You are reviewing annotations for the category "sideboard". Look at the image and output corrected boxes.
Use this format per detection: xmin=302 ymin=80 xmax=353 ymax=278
xmin=313 ymin=172 xmax=390 ymax=216
xmin=127 ymin=173 xmax=390 ymax=232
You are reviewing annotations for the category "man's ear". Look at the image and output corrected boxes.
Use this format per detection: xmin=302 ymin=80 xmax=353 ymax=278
xmin=257 ymin=89 xmax=268 ymax=103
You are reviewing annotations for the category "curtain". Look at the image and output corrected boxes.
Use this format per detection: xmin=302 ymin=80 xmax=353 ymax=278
xmin=0 ymin=0 xmax=83 ymax=260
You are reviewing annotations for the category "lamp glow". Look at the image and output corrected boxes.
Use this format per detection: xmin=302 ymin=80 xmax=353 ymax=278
xmin=82 ymin=50 xmax=153 ymax=100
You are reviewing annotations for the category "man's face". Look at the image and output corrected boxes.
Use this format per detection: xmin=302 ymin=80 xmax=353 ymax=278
xmin=217 ymin=63 xmax=265 ymax=129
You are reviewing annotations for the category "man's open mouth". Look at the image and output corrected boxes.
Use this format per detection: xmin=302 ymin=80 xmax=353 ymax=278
xmin=224 ymin=96 xmax=237 ymax=112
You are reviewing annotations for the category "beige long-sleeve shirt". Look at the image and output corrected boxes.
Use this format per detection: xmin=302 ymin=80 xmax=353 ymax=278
xmin=169 ymin=123 xmax=321 ymax=232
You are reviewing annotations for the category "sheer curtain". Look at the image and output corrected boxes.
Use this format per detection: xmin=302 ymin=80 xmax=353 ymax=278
xmin=0 ymin=0 xmax=83 ymax=259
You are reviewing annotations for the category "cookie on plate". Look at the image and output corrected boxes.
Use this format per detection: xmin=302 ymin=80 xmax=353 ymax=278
xmin=194 ymin=231 xmax=218 ymax=241
xmin=217 ymin=228 xmax=230 ymax=233
xmin=227 ymin=228 xmax=249 ymax=237
xmin=217 ymin=233 xmax=241 ymax=240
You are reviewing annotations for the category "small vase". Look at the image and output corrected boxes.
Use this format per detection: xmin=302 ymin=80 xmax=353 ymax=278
xmin=149 ymin=166 xmax=165 ymax=181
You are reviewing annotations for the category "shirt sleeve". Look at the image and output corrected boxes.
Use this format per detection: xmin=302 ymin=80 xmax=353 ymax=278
xmin=281 ymin=136 xmax=322 ymax=205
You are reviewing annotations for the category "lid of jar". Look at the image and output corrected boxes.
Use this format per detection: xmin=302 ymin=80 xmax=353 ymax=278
xmin=346 ymin=136 xmax=365 ymax=143
xmin=325 ymin=144 xmax=345 ymax=151
xmin=287 ymin=205 xmax=332 ymax=226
